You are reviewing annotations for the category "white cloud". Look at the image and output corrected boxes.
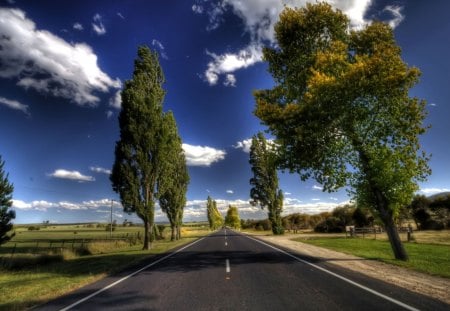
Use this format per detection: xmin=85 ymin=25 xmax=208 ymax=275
xmin=226 ymin=190 xmax=234 ymax=194
xmin=234 ymin=138 xmax=252 ymax=153
xmin=152 ymin=39 xmax=168 ymax=60
xmin=12 ymin=198 xmax=117 ymax=212
xmin=192 ymin=4 xmax=204 ymax=14
xmin=204 ymin=44 xmax=262 ymax=85
xmin=182 ymin=143 xmax=226 ymax=166
xmin=419 ymin=188 xmax=450 ymax=195
xmin=312 ymin=185 xmax=323 ymax=191
xmin=223 ymin=74 xmax=236 ymax=87
xmin=73 ymin=22 xmax=83 ymax=31
xmin=311 ymin=198 xmax=321 ymax=201
xmin=117 ymin=12 xmax=125 ymax=19
xmin=109 ymin=90 xmax=122 ymax=109
xmin=92 ymin=13 xmax=106 ymax=35
xmin=0 ymin=8 xmax=121 ymax=106
xmin=200 ymin=0 xmax=381 ymax=85
xmin=106 ymin=110 xmax=113 ymax=119
xmin=383 ymin=5 xmax=404 ymax=29
xmin=0 ymin=96 xmax=29 ymax=115
xmin=89 ymin=166 xmax=111 ymax=175
xmin=48 ymin=169 xmax=95 ymax=182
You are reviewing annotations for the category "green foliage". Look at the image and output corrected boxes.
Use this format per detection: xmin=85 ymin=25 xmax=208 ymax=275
xmin=408 ymin=194 xmax=450 ymax=230
xmin=224 ymin=205 xmax=241 ymax=229
xmin=158 ymin=112 xmax=189 ymax=241
xmin=0 ymin=155 xmax=15 ymax=246
xmin=249 ymin=132 xmax=284 ymax=235
xmin=206 ymin=196 xmax=224 ymax=230
xmin=111 ymin=46 xmax=167 ymax=250
xmin=254 ymin=2 xmax=430 ymax=260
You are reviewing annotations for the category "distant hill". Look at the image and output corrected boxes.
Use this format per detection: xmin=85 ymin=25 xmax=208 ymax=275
xmin=427 ymin=192 xmax=450 ymax=202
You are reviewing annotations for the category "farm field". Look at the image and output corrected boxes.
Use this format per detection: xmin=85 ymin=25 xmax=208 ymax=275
xmin=0 ymin=223 xmax=210 ymax=311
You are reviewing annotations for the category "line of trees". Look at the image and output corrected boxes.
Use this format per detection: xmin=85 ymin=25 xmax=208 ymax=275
xmin=111 ymin=46 xmax=189 ymax=249
xmin=224 ymin=205 xmax=241 ymax=229
xmin=206 ymin=196 xmax=224 ymax=230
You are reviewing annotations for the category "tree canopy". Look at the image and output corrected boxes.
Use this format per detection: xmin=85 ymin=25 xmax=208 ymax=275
xmin=206 ymin=196 xmax=224 ymax=230
xmin=254 ymin=3 xmax=430 ymax=260
xmin=158 ymin=112 xmax=189 ymax=241
xmin=0 ymin=155 xmax=15 ymax=246
xmin=225 ymin=205 xmax=241 ymax=229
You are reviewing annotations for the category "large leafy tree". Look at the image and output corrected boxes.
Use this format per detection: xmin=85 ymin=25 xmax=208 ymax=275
xmin=254 ymin=3 xmax=430 ymax=260
xmin=224 ymin=205 xmax=241 ymax=229
xmin=206 ymin=196 xmax=224 ymax=230
xmin=158 ymin=112 xmax=189 ymax=241
xmin=249 ymin=132 xmax=284 ymax=235
xmin=0 ymin=155 xmax=15 ymax=246
xmin=111 ymin=46 xmax=166 ymax=250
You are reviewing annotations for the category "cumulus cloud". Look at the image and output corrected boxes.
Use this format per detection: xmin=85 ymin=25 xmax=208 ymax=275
xmin=48 ymin=169 xmax=95 ymax=182
xmin=109 ymin=90 xmax=122 ymax=109
xmin=73 ymin=22 xmax=83 ymax=31
xmin=0 ymin=8 xmax=121 ymax=106
xmin=92 ymin=13 xmax=106 ymax=35
xmin=182 ymin=143 xmax=226 ymax=166
xmin=419 ymin=188 xmax=450 ymax=195
xmin=234 ymin=138 xmax=252 ymax=153
xmin=0 ymin=96 xmax=29 ymax=115
xmin=199 ymin=0 xmax=405 ymax=86
xmin=89 ymin=166 xmax=111 ymax=174
xmin=12 ymin=198 xmax=117 ymax=212
xmin=226 ymin=190 xmax=234 ymax=194
xmin=204 ymin=44 xmax=262 ymax=85
xmin=223 ymin=74 xmax=236 ymax=87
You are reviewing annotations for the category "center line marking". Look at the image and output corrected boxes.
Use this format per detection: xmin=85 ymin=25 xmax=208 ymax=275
xmin=225 ymin=241 xmax=228 ymax=246
xmin=226 ymin=259 xmax=230 ymax=273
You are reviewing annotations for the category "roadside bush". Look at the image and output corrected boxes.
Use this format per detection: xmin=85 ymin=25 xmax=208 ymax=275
xmin=27 ymin=226 xmax=40 ymax=231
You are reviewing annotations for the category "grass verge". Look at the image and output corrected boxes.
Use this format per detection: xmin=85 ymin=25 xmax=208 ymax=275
xmin=0 ymin=227 xmax=210 ymax=311
xmin=294 ymin=237 xmax=450 ymax=278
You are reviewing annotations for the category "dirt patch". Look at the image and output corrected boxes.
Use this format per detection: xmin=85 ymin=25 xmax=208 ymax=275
xmin=254 ymin=234 xmax=450 ymax=305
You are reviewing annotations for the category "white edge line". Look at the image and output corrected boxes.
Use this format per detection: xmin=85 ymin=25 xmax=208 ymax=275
xmin=245 ymin=235 xmax=420 ymax=311
xmin=59 ymin=237 xmax=206 ymax=311
xmin=226 ymin=259 xmax=230 ymax=273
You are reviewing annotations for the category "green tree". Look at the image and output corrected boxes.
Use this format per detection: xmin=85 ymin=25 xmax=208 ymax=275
xmin=254 ymin=3 xmax=430 ymax=260
xmin=206 ymin=196 xmax=224 ymax=230
xmin=249 ymin=132 xmax=284 ymax=235
xmin=0 ymin=155 xmax=15 ymax=245
xmin=158 ymin=112 xmax=190 ymax=241
xmin=111 ymin=46 xmax=166 ymax=250
xmin=224 ymin=205 xmax=241 ymax=229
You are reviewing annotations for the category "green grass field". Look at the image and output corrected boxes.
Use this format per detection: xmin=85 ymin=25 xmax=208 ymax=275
xmin=294 ymin=231 xmax=450 ymax=278
xmin=0 ymin=223 xmax=210 ymax=311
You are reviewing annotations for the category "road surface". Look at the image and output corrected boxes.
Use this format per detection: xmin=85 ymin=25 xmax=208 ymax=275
xmin=34 ymin=229 xmax=449 ymax=310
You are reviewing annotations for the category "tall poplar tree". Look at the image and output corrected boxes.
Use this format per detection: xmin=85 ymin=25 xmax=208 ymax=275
xmin=249 ymin=132 xmax=284 ymax=235
xmin=224 ymin=205 xmax=241 ymax=229
xmin=158 ymin=112 xmax=189 ymax=241
xmin=111 ymin=46 xmax=166 ymax=250
xmin=206 ymin=196 xmax=223 ymax=230
xmin=254 ymin=3 xmax=430 ymax=260
xmin=0 ymin=155 xmax=15 ymax=246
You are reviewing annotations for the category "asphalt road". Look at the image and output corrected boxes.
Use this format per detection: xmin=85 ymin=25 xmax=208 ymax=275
xmin=34 ymin=229 xmax=449 ymax=311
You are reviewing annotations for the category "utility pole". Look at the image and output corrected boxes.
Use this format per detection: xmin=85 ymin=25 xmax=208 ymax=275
xmin=110 ymin=199 xmax=114 ymax=238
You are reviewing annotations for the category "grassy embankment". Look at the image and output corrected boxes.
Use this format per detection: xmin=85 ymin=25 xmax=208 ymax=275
xmin=292 ymin=230 xmax=450 ymax=278
xmin=0 ymin=223 xmax=210 ymax=311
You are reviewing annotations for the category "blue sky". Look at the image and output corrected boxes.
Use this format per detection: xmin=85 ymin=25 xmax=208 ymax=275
xmin=0 ymin=0 xmax=449 ymax=224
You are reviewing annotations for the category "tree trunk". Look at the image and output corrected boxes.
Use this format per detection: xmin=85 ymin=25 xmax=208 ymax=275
xmin=380 ymin=210 xmax=408 ymax=261
xmin=143 ymin=220 xmax=150 ymax=250
xmin=176 ymin=225 xmax=181 ymax=240
xmin=170 ymin=224 xmax=176 ymax=241
xmin=374 ymin=189 xmax=409 ymax=261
